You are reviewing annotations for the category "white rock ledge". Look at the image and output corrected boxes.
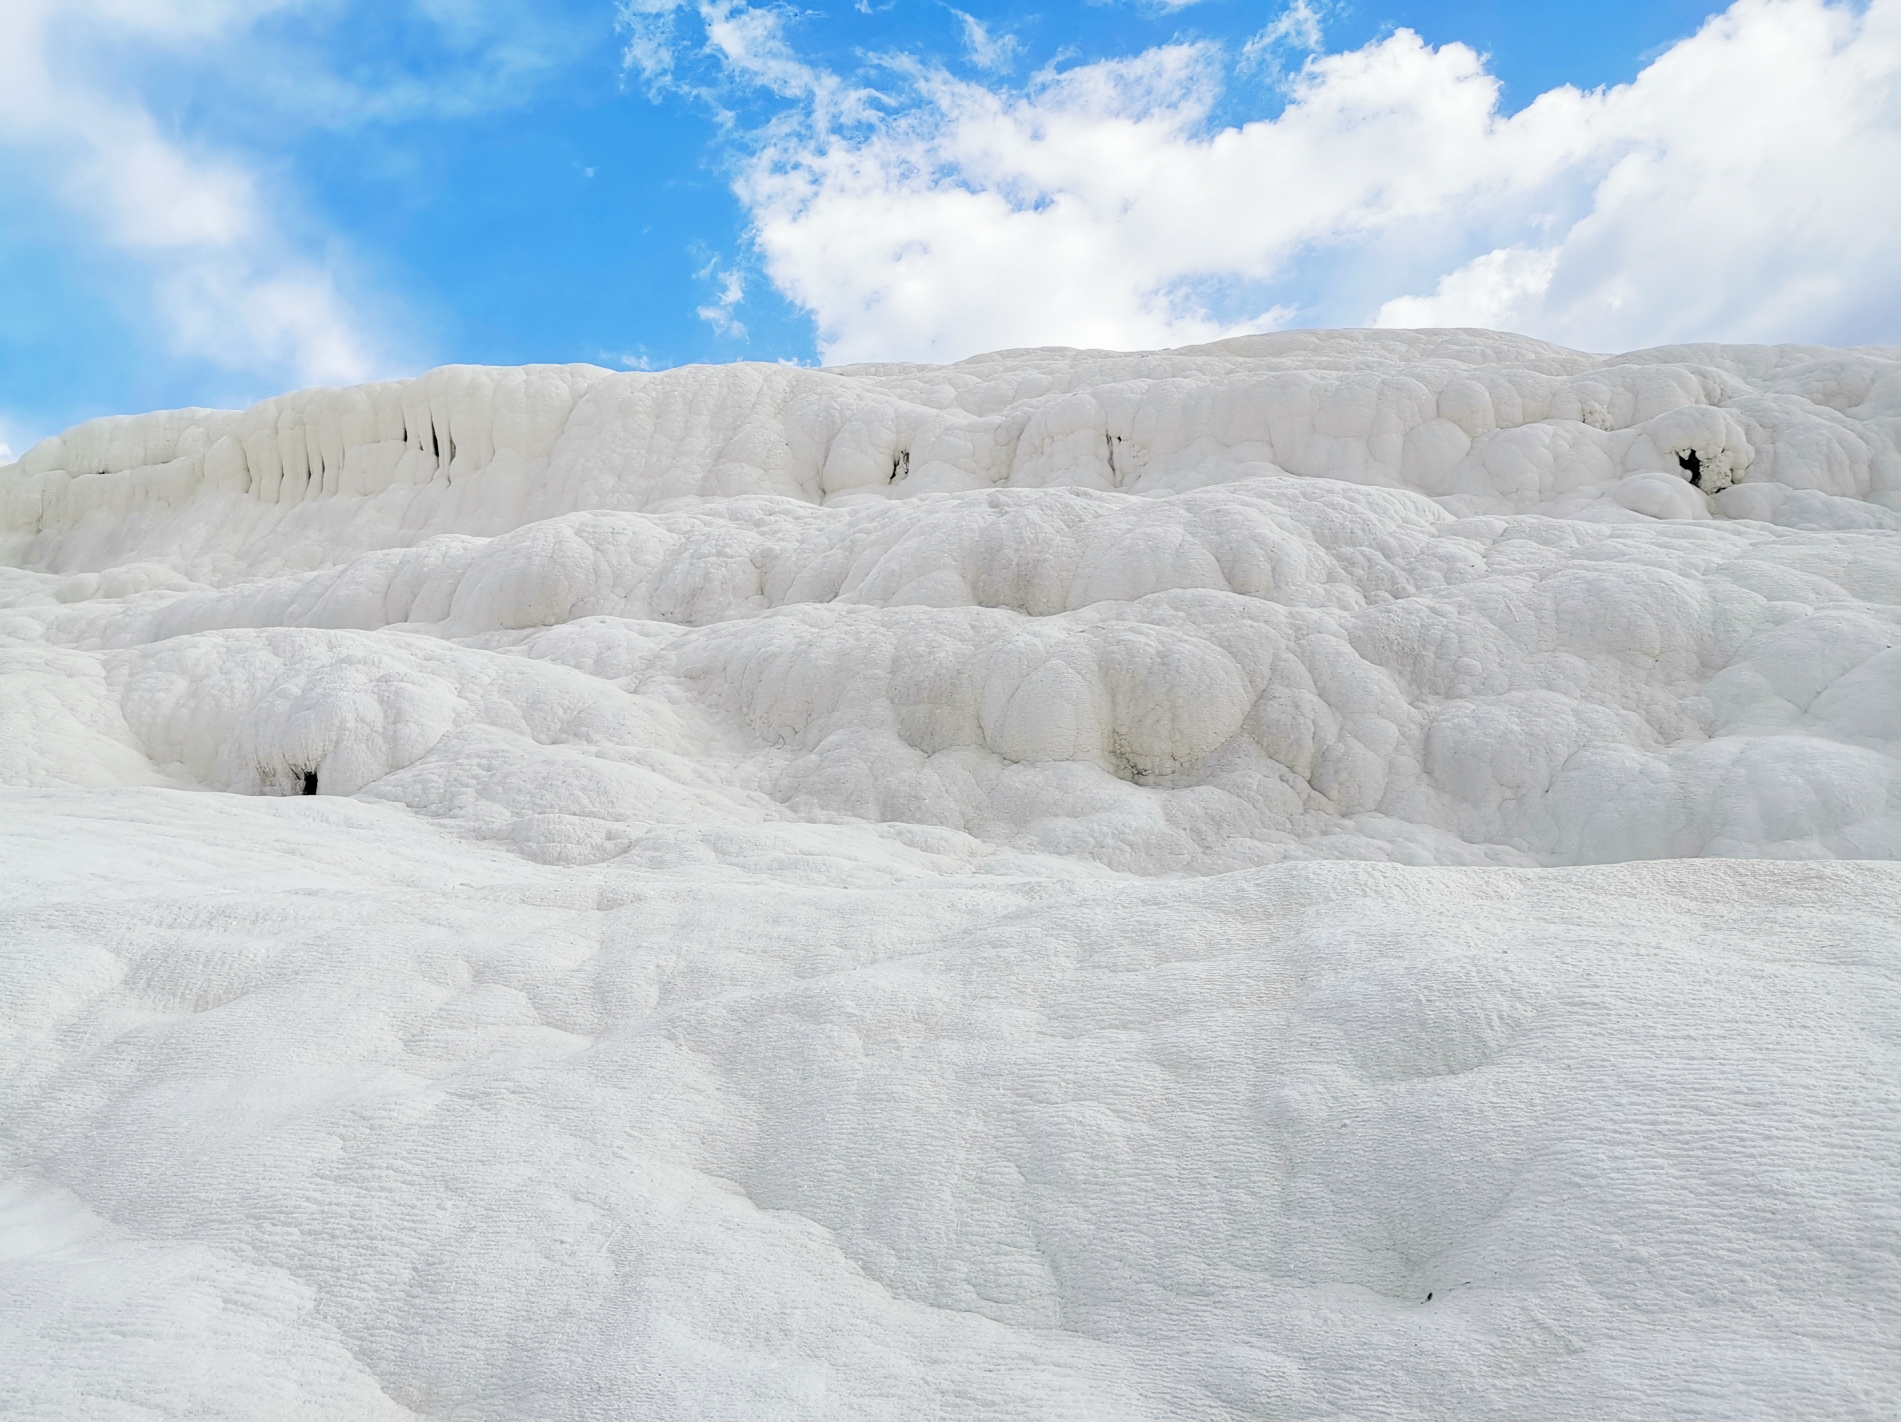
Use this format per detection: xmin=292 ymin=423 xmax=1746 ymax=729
xmin=4 ymin=328 xmax=1900 ymax=867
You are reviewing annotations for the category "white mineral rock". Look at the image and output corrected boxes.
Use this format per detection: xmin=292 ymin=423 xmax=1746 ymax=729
xmin=2 ymin=329 xmax=1897 ymax=1418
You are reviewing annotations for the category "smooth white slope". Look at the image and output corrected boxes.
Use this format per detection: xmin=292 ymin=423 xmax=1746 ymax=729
xmin=3 ymin=332 xmax=1900 ymax=1418
xmin=2 ymin=793 xmax=1896 ymax=1420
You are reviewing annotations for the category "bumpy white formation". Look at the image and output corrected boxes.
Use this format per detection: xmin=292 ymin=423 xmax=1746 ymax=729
xmin=4 ymin=329 xmax=1900 ymax=868
xmin=3 ymin=330 xmax=1900 ymax=1419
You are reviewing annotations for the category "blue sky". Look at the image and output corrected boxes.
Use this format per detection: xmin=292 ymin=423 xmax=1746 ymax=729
xmin=3 ymin=0 xmax=1897 ymax=453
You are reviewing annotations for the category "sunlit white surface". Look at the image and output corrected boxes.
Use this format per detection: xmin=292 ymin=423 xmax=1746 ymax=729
xmin=4 ymin=330 xmax=1898 ymax=1417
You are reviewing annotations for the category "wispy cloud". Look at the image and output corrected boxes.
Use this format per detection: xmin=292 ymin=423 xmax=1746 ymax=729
xmin=0 ymin=0 xmax=591 ymax=420
xmin=0 ymin=0 xmax=378 ymax=391
xmin=1239 ymin=0 xmax=1326 ymax=73
xmin=693 ymin=248 xmax=749 ymax=339
xmin=950 ymin=9 xmax=1021 ymax=72
xmin=619 ymin=0 xmax=688 ymax=96
xmin=618 ymin=0 xmax=841 ymax=104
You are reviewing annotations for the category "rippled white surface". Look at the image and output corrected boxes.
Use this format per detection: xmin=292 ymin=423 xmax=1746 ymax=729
xmin=3 ymin=330 xmax=1898 ymax=1417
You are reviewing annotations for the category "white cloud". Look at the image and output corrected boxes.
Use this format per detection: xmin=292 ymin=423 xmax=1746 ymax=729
xmin=618 ymin=0 xmax=684 ymax=96
xmin=737 ymin=33 xmax=1520 ymax=361
xmin=621 ymin=0 xmax=836 ymax=103
xmin=156 ymin=262 xmax=379 ymax=389
xmin=722 ymin=0 xmax=1901 ymax=363
xmin=1376 ymin=0 xmax=1901 ymax=350
xmin=693 ymin=250 xmax=749 ymax=339
xmin=1240 ymin=0 xmax=1325 ymax=69
xmin=950 ymin=9 xmax=1020 ymax=72
xmin=699 ymin=0 xmax=822 ymax=97
xmin=1377 ymin=246 xmax=1561 ymax=334
xmin=0 ymin=0 xmax=385 ymax=391
xmin=0 ymin=0 xmax=581 ymax=406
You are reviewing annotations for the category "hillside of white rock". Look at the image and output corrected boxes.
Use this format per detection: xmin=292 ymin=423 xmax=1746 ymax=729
xmin=2 ymin=329 xmax=1898 ymax=1418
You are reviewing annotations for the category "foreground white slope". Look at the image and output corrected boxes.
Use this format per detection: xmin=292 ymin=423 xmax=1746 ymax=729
xmin=3 ymin=794 xmax=1896 ymax=1420
xmin=3 ymin=330 xmax=1899 ymax=1417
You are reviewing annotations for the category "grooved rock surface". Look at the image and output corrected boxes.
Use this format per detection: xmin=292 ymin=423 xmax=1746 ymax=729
xmin=3 ymin=330 xmax=1899 ymax=1418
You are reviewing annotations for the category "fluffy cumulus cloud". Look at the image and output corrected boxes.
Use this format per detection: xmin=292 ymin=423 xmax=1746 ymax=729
xmin=0 ymin=0 xmax=382 ymax=389
xmin=1376 ymin=0 xmax=1901 ymax=349
xmin=715 ymin=0 xmax=1901 ymax=362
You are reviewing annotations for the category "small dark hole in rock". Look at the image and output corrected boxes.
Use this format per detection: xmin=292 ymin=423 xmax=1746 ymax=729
xmin=1425 ymin=1292 xmax=1433 ymax=1302
xmin=1677 ymin=450 xmax=1703 ymax=487
xmin=301 ymin=771 xmax=319 ymax=796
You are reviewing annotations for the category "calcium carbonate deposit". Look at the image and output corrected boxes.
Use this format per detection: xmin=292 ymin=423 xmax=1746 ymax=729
xmin=3 ymin=329 xmax=1898 ymax=1417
